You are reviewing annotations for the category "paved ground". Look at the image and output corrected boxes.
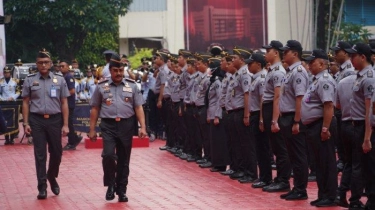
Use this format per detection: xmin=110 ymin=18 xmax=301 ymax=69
xmin=0 ymin=133 xmax=346 ymax=210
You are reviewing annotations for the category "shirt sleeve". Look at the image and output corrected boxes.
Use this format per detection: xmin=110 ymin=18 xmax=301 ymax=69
xmin=65 ymin=75 xmax=75 ymax=90
xmin=133 ymin=84 xmax=145 ymax=106
xmin=293 ymin=71 xmax=308 ymax=96
xmin=240 ymin=73 xmax=251 ymax=93
xmin=90 ymin=86 xmax=102 ymax=107
xmin=335 ymin=84 xmax=341 ymax=107
xmin=259 ymin=79 xmax=265 ymax=96
xmin=273 ymin=71 xmax=284 ymax=88
xmin=60 ymin=78 xmax=71 ymax=98
xmin=159 ymin=71 xmax=167 ymax=85
xmin=318 ymin=80 xmax=335 ymax=103
xmin=363 ymin=78 xmax=375 ymax=98
xmin=21 ymin=78 xmax=30 ymax=97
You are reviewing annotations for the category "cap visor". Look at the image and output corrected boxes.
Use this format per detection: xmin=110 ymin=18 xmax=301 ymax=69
xmin=244 ymin=59 xmax=254 ymax=64
xmin=103 ymin=50 xmax=116 ymax=55
xmin=329 ymin=47 xmax=340 ymax=51
xmin=303 ymin=56 xmax=316 ymax=61
xmin=344 ymin=48 xmax=357 ymax=54
xmin=262 ymin=45 xmax=273 ymax=49
xmin=279 ymin=46 xmax=290 ymax=51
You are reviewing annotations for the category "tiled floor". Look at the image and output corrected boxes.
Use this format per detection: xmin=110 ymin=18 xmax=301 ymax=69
xmin=0 ymin=134 xmax=346 ymax=210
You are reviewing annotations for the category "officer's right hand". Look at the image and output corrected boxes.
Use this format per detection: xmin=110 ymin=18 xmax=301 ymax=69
xmin=88 ymin=130 xmax=97 ymax=142
xmin=24 ymin=125 xmax=32 ymax=135
xmin=243 ymin=117 xmax=250 ymax=126
xmin=363 ymin=140 xmax=372 ymax=153
xmin=214 ymin=117 xmax=220 ymax=125
xmin=157 ymin=100 xmax=162 ymax=109
xmin=271 ymin=123 xmax=280 ymax=133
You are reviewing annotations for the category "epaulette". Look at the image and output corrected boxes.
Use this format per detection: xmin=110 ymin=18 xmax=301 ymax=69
xmin=98 ymin=79 xmax=109 ymax=84
xmin=242 ymin=69 xmax=247 ymax=74
xmin=12 ymin=78 xmax=19 ymax=83
xmin=367 ymin=70 xmax=373 ymax=78
xmin=215 ymin=76 xmax=219 ymax=80
xmin=54 ymin=72 xmax=63 ymax=76
xmin=261 ymin=74 xmax=265 ymax=78
xmin=297 ymin=66 xmax=303 ymax=72
xmin=275 ymin=66 xmax=279 ymax=70
xmin=323 ymin=73 xmax=329 ymax=78
xmin=27 ymin=73 xmax=36 ymax=77
xmin=125 ymin=78 xmax=135 ymax=83
xmin=347 ymin=64 xmax=352 ymax=69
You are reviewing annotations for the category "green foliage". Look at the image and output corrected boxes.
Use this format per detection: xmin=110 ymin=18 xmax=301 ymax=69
xmin=127 ymin=48 xmax=153 ymax=69
xmin=335 ymin=22 xmax=373 ymax=44
xmin=4 ymin=0 xmax=132 ymax=63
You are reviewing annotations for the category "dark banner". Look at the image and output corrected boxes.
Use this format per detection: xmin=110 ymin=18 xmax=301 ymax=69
xmin=184 ymin=0 xmax=267 ymax=51
xmin=73 ymin=103 xmax=101 ymax=133
xmin=0 ymin=101 xmax=21 ymax=135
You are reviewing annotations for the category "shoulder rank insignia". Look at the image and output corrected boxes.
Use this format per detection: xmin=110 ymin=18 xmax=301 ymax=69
xmin=367 ymin=70 xmax=373 ymax=78
xmin=261 ymin=74 xmax=265 ymax=78
xmin=297 ymin=66 xmax=303 ymax=72
xmin=125 ymin=78 xmax=135 ymax=83
xmin=27 ymin=73 xmax=36 ymax=77
xmin=98 ymin=79 xmax=109 ymax=84
xmin=323 ymin=73 xmax=329 ymax=78
xmin=347 ymin=64 xmax=352 ymax=69
xmin=275 ymin=66 xmax=279 ymax=70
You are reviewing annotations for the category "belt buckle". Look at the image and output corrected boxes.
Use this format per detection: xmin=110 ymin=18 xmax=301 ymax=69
xmin=115 ymin=117 xmax=120 ymax=122
xmin=44 ymin=114 xmax=50 ymax=119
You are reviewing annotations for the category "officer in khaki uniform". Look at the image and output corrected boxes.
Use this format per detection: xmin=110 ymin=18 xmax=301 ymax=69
xmin=22 ymin=49 xmax=70 ymax=199
xmin=261 ymin=40 xmax=290 ymax=191
xmin=1 ymin=66 xmax=20 ymax=145
xmin=301 ymin=49 xmax=337 ymax=207
xmin=245 ymin=53 xmax=272 ymax=188
xmin=277 ymin=40 xmax=309 ymax=199
xmin=88 ymin=53 xmax=146 ymax=202
xmin=345 ymin=43 xmax=375 ymax=209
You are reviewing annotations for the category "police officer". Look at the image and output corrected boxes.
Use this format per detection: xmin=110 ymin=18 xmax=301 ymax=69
xmin=88 ymin=53 xmax=146 ymax=202
xmin=301 ymin=49 xmax=337 ymax=207
xmin=22 ymin=49 xmax=70 ymax=199
xmin=277 ymin=40 xmax=309 ymax=198
xmin=1 ymin=66 xmax=20 ymax=145
xmin=207 ymin=56 xmax=230 ymax=172
xmin=245 ymin=53 xmax=272 ymax=188
xmin=330 ymin=41 xmax=356 ymax=173
xmin=227 ymin=46 xmax=257 ymax=183
xmin=60 ymin=61 xmax=82 ymax=150
xmin=83 ymin=66 xmax=98 ymax=100
xmin=261 ymin=40 xmax=289 ymax=190
xmin=334 ymin=72 xmax=356 ymax=208
xmin=345 ymin=43 xmax=375 ymax=209
xmin=12 ymin=59 xmax=23 ymax=79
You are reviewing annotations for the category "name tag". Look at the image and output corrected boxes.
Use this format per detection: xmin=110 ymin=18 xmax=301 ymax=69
xmin=50 ymin=86 xmax=57 ymax=98
xmin=123 ymin=87 xmax=132 ymax=92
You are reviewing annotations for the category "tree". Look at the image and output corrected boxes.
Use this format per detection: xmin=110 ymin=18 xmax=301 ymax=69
xmin=4 ymin=0 xmax=132 ymax=63
xmin=127 ymin=48 xmax=153 ymax=70
xmin=335 ymin=22 xmax=373 ymax=44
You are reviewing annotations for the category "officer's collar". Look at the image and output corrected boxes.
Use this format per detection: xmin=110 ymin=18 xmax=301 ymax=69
xmin=288 ymin=61 xmax=302 ymax=71
xmin=269 ymin=62 xmax=282 ymax=71
xmin=252 ymin=69 xmax=264 ymax=79
xmin=358 ymin=65 xmax=373 ymax=77
xmin=181 ymin=64 xmax=187 ymax=72
xmin=314 ymin=70 xmax=328 ymax=79
xmin=238 ymin=64 xmax=247 ymax=72
xmin=340 ymin=60 xmax=351 ymax=71
xmin=36 ymin=71 xmax=53 ymax=79
xmin=189 ymin=71 xmax=199 ymax=79
xmin=108 ymin=78 xmax=125 ymax=86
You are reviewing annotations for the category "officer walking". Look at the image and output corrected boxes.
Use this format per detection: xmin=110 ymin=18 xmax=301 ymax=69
xmin=260 ymin=40 xmax=289 ymax=190
xmin=22 ymin=49 xmax=70 ymax=199
xmin=88 ymin=53 xmax=146 ymax=202
xmin=301 ymin=49 xmax=337 ymax=207
xmin=277 ymin=40 xmax=309 ymax=199
xmin=1 ymin=66 xmax=20 ymax=145
xmin=344 ymin=43 xmax=375 ymax=209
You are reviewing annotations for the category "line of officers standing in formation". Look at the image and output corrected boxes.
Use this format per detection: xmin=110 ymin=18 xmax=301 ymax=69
xmin=145 ymin=40 xmax=375 ymax=209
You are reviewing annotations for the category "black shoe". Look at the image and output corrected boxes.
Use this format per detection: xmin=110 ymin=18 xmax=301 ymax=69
xmin=4 ymin=140 xmax=10 ymax=145
xmin=75 ymin=136 xmax=83 ymax=147
xmin=310 ymin=198 xmax=322 ymax=206
xmin=118 ymin=192 xmax=128 ymax=202
xmin=210 ymin=166 xmax=226 ymax=172
xmin=238 ymin=176 xmax=256 ymax=184
xmin=280 ymin=190 xmax=294 ymax=199
xmin=284 ymin=191 xmax=308 ymax=200
xmin=159 ymin=145 xmax=169 ymax=150
xmin=9 ymin=139 xmax=15 ymax=145
xmin=252 ymin=180 xmax=272 ymax=188
xmin=196 ymin=159 xmax=207 ymax=164
xmin=348 ymin=201 xmax=365 ymax=210
xmin=174 ymin=149 xmax=183 ymax=156
xmin=48 ymin=177 xmax=60 ymax=195
xmin=263 ymin=182 xmax=290 ymax=192
xmin=199 ymin=162 xmax=212 ymax=168
xmin=220 ymin=169 xmax=235 ymax=176
xmin=334 ymin=194 xmax=349 ymax=207
xmin=229 ymin=171 xmax=244 ymax=180
xmin=168 ymin=147 xmax=178 ymax=153
xmin=186 ymin=156 xmax=197 ymax=162
xmin=308 ymin=173 xmax=317 ymax=182
xmin=37 ymin=190 xmax=47 ymax=199
xmin=63 ymin=144 xmax=76 ymax=151
xmin=315 ymin=199 xmax=337 ymax=207
xmin=106 ymin=185 xmax=116 ymax=201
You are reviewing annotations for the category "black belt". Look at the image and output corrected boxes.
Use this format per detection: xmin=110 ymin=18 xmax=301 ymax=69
xmin=305 ymin=118 xmax=323 ymax=128
xmin=163 ymin=97 xmax=171 ymax=101
xmin=173 ymin=101 xmax=180 ymax=105
xmin=102 ymin=117 xmax=132 ymax=122
xmin=280 ymin=112 xmax=295 ymax=117
xmin=185 ymin=103 xmax=195 ymax=107
xmin=222 ymin=107 xmax=226 ymax=112
xmin=30 ymin=113 xmax=61 ymax=119
xmin=227 ymin=108 xmax=244 ymax=114
xmin=196 ymin=105 xmax=205 ymax=109
xmin=250 ymin=111 xmax=260 ymax=116
xmin=352 ymin=120 xmax=365 ymax=126
xmin=262 ymin=101 xmax=273 ymax=106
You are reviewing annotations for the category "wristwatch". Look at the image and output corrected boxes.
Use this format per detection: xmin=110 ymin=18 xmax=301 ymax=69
xmin=271 ymin=120 xmax=277 ymax=125
xmin=293 ymin=120 xmax=300 ymax=124
xmin=322 ymin=127 xmax=328 ymax=133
